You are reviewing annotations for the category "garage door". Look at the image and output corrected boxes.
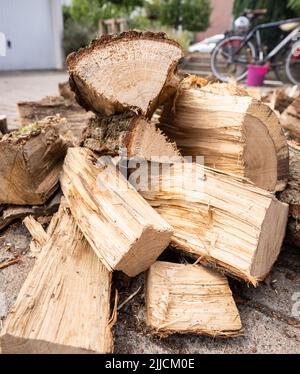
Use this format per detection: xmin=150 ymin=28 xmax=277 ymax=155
xmin=0 ymin=0 xmax=61 ymax=70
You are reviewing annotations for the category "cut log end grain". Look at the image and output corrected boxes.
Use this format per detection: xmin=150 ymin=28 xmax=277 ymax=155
xmin=138 ymin=163 xmax=289 ymax=285
xmin=0 ymin=200 xmax=113 ymax=354
xmin=146 ymin=262 xmax=242 ymax=337
xmin=60 ymin=147 xmax=173 ymax=277
xmin=0 ymin=119 xmax=67 ymax=205
xmin=160 ymin=79 xmax=289 ymax=192
xmin=82 ymin=114 xmax=180 ymax=160
xmin=66 ymin=31 xmax=184 ymax=118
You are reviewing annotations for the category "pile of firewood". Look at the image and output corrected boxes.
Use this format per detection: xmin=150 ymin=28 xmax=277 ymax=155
xmin=0 ymin=31 xmax=299 ymax=353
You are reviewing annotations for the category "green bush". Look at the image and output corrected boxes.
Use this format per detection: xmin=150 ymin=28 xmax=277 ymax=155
xmin=63 ymin=18 xmax=96 ymax=57
xmin=288 ymin=0 xmax=300 ymax=13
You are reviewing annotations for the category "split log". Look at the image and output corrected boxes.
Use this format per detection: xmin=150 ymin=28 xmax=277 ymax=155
xmin=18 ymin=96 xmax=93 ymax=144
xmin=138 ymin=162 xmax=289 ymax=284
xmin=23 ymin=216 xmax=48 ymax=256
xmin=146 ymin=262 xmax=242 ymax=337
xmin=82 ymin=114 xmax=180 ymax=159
xmin=0 ymin=190 xmax=62 ymax=231
xmin=0 ymin=200 xmax=113 ymax=354
xmin=279 ymin=142 xmax=300 ymax=247
xmin=60 ymin=147 xmax=173 ymax=277
xmin=262 ymin=87 xmax=299 ymax=114
xmin=0 ymin=120 xmax=67 ymax=205
xmin=0 ymin=115 xmax=8 ymax=134
xmin=159 ymin=78 xmax=289 ymax=192
xmin=66 ymin=31 xmax=183 ymax=117
xmin=280 ymin=97 xmax=300 ymax=142
xmin=58 ymin=81 xmax=76 ymax=101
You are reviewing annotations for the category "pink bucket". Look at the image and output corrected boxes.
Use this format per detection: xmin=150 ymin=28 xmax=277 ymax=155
xmin=247 ymin=64 xmax=269 ymax=87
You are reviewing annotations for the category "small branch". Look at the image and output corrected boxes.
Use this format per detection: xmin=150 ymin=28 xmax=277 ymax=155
xmin=117 ymin=286 xmax=142 ymax=311
xmin=0 ymin=257 xmax=20 ymax=270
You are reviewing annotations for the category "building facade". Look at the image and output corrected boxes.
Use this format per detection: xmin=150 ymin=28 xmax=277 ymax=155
xmin=196 ymin=0 xmax=234 ymax=41
xmin=0 ymin=0 xmax=64 ymax=70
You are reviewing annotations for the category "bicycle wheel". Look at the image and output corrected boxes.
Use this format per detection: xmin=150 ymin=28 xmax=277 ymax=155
xmin=285 ymin=42 xmax=300 ymax=85
xmin=211 ymin=36 xmax=256 ymax=82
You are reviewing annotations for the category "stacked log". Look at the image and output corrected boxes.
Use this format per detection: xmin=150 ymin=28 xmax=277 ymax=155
xmin=0 ymin=201 xmax=113 ymax=354
xmin=138 ymin=162 xmax=288 ymax=285
xmin=146 ymin=262 xmax=242 ymax=337
xmin=159 ymin=77 xmax=289 ymax=192
xmin=279 ymin=142 xmax=300 ymax=247
xmin=18 ymin=96 xmax=93 ymax=145
xmin=280 ymin=97 xmax=300 ymax=142
xmin=0 ymin=32 xmax=296 ymax=352
xmin=0 ymin=117 xmax=67 ymax=205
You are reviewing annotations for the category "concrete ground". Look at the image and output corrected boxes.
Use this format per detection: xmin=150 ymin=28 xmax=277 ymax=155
xmin=0 ymin=70 xmax=68 ymax=130
xmin=0 ymin=71 xmax=299 ymax=354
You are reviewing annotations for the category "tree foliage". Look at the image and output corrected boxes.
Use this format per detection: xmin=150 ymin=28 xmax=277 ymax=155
xmin=233 ymin=0 xmax=297 ymax=22
xmin=288 ymin=0 xmax=300 ymax=13
xmin=70 ymin=0 xmax=143 ymax=28
xmin=144 ymin=0 xmax=211 ymax=32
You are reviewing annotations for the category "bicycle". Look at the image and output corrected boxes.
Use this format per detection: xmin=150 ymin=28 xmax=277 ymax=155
xmin=211 ymin=9 xmax=300 ymax=85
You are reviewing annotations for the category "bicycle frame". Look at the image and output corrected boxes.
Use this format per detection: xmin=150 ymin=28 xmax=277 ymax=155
xmin=234 ymin=17 xmax=300 ymax=65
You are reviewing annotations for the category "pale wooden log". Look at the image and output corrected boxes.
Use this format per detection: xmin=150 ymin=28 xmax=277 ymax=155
xmin=60 ymin=147 xmax=173 ymax=277
xmin=58 ymin=81 xmax=76 ymax=101
xmin=138 ymin=162 xmax=289 ymax=285
xmin=279 ymin=143 xmax=300 ymax=219
xmin=18 ymin=96 xmax=93 ymax=145
xmin=0 ymin=119 xmax=67 ymax=205
xmin=262 ymin=88 xmax=299 ymax=114
xmin=66 ymin=31 xmax=183 ymax=117
xmin=146 ymin=261 xmax=242 ymax=337
xmin=0 ymin=200 xmax=113 ymax=354
xmin=23 ymin=216 xmax=48 ymax=256
xmin=82 ymin=114 xmax=180 ymax=159
xmin=0 ymin=115 xmax=8 ymax=134
xmin=280 ymin=97 xmax=300 ymax=142
xmin=159 ymin=77 xmax=289 ymax=192
xmin=279 ymin=142 xmax=300 ymax=247
xmin=0 ymin=190 xmax=62 ymax=231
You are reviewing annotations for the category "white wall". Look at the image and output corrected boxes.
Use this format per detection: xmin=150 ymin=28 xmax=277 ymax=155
xmin=0 ymin=0 xmax=64 ymax=70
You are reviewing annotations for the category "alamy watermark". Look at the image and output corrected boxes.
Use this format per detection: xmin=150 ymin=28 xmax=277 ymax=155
xmin=0 ymin=32 xmax=6 ymax=57
xmin=94 ymin=148 xmax=205 ymax=195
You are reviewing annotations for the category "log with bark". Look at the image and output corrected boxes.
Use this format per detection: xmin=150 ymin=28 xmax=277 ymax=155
xmin=0 ymin=190 xmax=61 ymax=231
xmin=0 ymin=119 xmax=67 ymax=206
xmin=0 ymin=200 xmax=113 ymax=354
xmin=279 ymin=142 xmax=300 ymax=247
xmin=66 ymin=31 xmax=183 ymax=117
xmin=138 ymin=162 xmax=289 ymax=285
xmin=18 ymin=96 xmax=93 ymax=144
xmin=60 ymin=147 xmax=173 ymax=277
xmin=159 ymin=77 xmax=289 ymax=192
xmin=146 ymin=262 xmax=242 ymax=337
xmin=280 ymin=97 xmax=300 ymax=142
xmin=82 ymin=114 xmax=180 ymax=160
